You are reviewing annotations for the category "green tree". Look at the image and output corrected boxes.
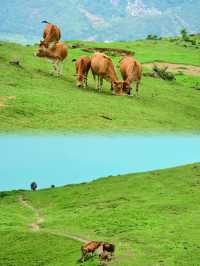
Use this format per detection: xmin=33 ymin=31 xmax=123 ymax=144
xmin=180 ymin=28 xmax=189 ymax=41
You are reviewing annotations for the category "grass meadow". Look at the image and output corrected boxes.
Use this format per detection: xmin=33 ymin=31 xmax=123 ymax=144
xmin=1 ymin=163 xmax=200 ymax=265
xmin=0 ymin=39 xmax=200 ymax=133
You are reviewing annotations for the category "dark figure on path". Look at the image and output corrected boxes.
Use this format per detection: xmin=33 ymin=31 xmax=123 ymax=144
xmin=30 ymin=182 xmax=37 ymax=191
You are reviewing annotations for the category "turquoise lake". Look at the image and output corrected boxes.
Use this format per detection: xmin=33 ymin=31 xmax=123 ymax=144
xmin=0 ymin=135 xmax=200 ymax=191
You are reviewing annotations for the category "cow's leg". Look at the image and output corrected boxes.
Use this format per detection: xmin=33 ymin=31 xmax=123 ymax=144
xmin=100 ymin=78 xmax=103 ymax=92
xmin=136 ymin=81 xmax=140 ymax=96
xmin=97 ymin=76 xmax=100 ymax=91
xmin=52 ymin=60 xmax=58 ymax=75
xmin=83 ymin=74 xmax=87 ymax=89
xmin=52 ymin=60 xmax=61 ymax=76
xmin=85 ymin=74 xmax=88 ymax=88
xmin=80 ymin=250 xmax=86 ymax=262
xmin=55 ymin=60 xmax=61 ymax=76
xmin=58 ymin=62 xmax=63 ymax=75
xmin=110 ymin=83 xmax=113 ymax=91
xmin=52 ymin=63 xmax=57 ymax=75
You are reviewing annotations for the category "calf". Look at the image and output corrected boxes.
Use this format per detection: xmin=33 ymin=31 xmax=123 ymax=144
xmin=75 ymin=56 xmax=91 ymax=88
xmin=80 ymin=241 xmax=102 ymax=262
xmin=36 ymin=41 xmax=68 ymax=75
xmin=41 ymin=21 xmax=61 ymax=48
xmin=99 ymin=251 xmax=110 ymax=262
xmin=120 ymin=56 xmax=142 ymax=96
xmin=91 ymin=53 xmax=125 ymax=96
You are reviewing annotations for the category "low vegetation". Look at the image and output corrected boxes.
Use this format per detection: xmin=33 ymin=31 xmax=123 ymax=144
xmin=1 ymin=163 xmax=200 ymax=265
xmin=151 ymin=65 xmax=176 ymax=81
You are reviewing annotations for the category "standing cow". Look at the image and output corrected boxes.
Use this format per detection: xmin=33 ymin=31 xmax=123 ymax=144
xmin=91 ymin=53 xmax=125 ymax=96
xmin=120 ymin=56 xmax=142 ymax=96
xmin=79 ymin=241 xmax=102 ymax=262
xmin=75 ymin=56 xmax=91 ymax=88
xmin=41 ymin=21 xmax=61 ymax=48
xmin=36 ymin=41 xmax=68 ymax=75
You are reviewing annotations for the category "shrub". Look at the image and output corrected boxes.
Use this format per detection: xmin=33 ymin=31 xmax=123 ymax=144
xmin=152 ymin=65 xmax=176 ymax=81
xmin=146 ymin=34 xmax=159 ymax=40
xmin=190 ymin=39 xmax=197 ymax=46
xmin=192 ymin=82 xmax=200 ymax=91
xmin=180 ymin=28 xmax=189 ymax=41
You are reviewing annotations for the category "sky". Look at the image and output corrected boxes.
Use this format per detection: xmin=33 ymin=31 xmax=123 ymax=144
xmin=0 ymin=134 xmax=200 ymax=191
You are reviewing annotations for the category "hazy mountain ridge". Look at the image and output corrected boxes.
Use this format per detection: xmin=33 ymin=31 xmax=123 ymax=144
xmin=1 ymin=0 xmax=200 ymax=43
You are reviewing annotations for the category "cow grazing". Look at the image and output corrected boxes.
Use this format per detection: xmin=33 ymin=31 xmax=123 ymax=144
xmin=36 ymin=41 xmax=68 ymax=75
xmin=120 ymin=56 xmax=142 ymax=96
xmin=75 ymin=56 xmax=91 ymax=88
xmin=80 ymin=241 xmax=102 ymax=262
xmin=99 ymin=251 xmax=110 ymax=262
xmin=41 ymin=21 xmax=61 ymax=48
xmin=102 ymin=243 xmax=115 ymax=256
xmin=91 ymin=53 xmax=125 ymax=96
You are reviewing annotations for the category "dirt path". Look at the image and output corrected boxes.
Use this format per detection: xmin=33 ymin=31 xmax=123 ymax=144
xmin=143 ymin=62 xmax=200 ymax=76
xmin=43 ymin=229 xmax=89 ymax=243
xmin=18 ymin=196 xmax=129 ymax=264
xmin=18 ymin=196 xmax=88 ymax=243
xmin=19 ymin=196 xmax=44 ymax=231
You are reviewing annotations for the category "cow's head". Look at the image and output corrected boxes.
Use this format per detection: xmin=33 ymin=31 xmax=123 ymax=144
xmin=76 ymin=74 xmax=85 ymax=88
xmin=112 ymin=81 xmax=125 ymax=96
xmin=35 ymin=41 xmax=48 ymax=57
xmin=123 ymin=81 xmax=132 ymax=95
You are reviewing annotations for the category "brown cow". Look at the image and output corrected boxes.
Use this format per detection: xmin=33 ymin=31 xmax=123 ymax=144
xmin=80 ymin=241 xmax=102 ymax=262
xmin=41 ymin=21 xmax=61 ymax=48
xmin=91 ymin=53 xmax=125 ymax=96
xmin=75 ymin=56 xmax=91 ymax=88
xmin=36 ymin=41 xmax=68 ymax=75
xmin=120 ymin=56 xmax=142 ymax=96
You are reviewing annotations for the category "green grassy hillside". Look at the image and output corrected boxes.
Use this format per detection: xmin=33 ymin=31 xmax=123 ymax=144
xmin=0 ymin=39 xmax=200 ymax=133
xmin=1 ymin=163 xmax=200 ymax=265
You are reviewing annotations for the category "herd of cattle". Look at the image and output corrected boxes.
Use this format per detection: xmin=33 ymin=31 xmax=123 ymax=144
xmin=35 ymin=21 xmax=142 ymax=96
xmin=35 ymin=21 xmax=124 ymax=263
xmin=80 ymin=241 xmax=115 ymax=263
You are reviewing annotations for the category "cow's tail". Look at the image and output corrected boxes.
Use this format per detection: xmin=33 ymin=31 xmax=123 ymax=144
xmin=41 ymin=20 xmax=49 ymax=24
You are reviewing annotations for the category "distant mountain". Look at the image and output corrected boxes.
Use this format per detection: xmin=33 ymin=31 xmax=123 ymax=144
xmin=1 ymin=0 xmax=200 ymax=43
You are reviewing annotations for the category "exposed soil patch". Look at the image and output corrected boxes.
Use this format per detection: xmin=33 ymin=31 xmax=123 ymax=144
xmin=81 ymin=47 xmax=134 ymax=56
xmin=144 ymin=62 xmax=200 ymax=76
xmin=0 ymin=96 xmax=16 ymax=109
xmin=0 ymin=103 xmax=6 ymax=108
xmin=44 ymin=229 xmax=89 ymax=243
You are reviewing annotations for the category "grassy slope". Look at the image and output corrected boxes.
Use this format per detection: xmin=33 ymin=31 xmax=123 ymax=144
xmin=1 ymin=163 xmax=200 ymax=265
xmin=0 ymin=40 xmax=200 ymax=133
xmin=0 ymin=191 xmax=81 ymax=266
